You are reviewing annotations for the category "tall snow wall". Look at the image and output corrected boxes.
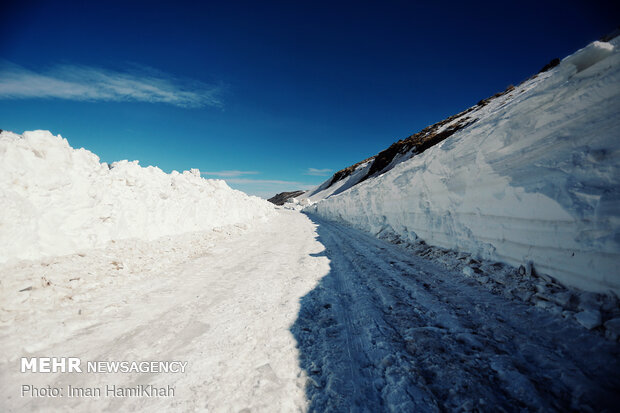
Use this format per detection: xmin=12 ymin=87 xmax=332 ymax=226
xmin=309 ymin=39 xmax=620 ymax=294
xmin=0 ymin=130 xmax=275 ymax=263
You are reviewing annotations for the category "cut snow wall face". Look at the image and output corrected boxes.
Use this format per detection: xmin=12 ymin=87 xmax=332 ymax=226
xmin=0 ymin=130 xmax=275 ymax=263
xmin=562 ymin=41 xmax=615 ymax=73
xmin=309 ymin=39 xmax=620 ymax=294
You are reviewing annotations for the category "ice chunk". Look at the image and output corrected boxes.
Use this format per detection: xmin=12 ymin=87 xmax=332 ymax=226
xmin=604 ymin=318 xmax=620 ymax=341
xmin=575 ymin=310 xmax=602 ymax=330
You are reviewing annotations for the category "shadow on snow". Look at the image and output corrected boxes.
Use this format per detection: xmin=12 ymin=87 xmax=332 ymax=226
xmin=290 ymin=213 xmax=620 ymax=412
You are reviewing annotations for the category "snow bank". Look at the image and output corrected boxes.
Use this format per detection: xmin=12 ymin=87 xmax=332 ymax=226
xmin=308 ymin=39 xmax=620 ymax=294
xmin=0 ymin=130 xmax=275 ymax=263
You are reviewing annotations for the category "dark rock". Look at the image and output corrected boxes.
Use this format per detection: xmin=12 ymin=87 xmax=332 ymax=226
xmin=599 ymin=27 xmax=620 ymax=42
xmin=538 ymin=58 xmax=560 ymax=73
xmin=268 ymin=190 xmax=306 ymax=205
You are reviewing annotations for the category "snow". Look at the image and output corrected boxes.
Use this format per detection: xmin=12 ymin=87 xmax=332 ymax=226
xmin=307 ymin=39 xmax=620 ymax=294
xmin=605 ymin=318 xmax=620 ymax=340
xmin=0 ymin=130 xmax=275 ymax=264
xmin=563 ymin=40 xmax=615 ymax=73
xmin=0 ymin=211 xmax=329 ymax=412
xmin=299 ymin=159 xmax=374 ymax=203
xmin=2 ymin=210 xmax=618 ymax=411
xmin=2 ymin=38 xmax=620 ymax=412
xmin=575 ymin=310 xmax=602 ymax=330
xmin=293 ymin=216 xmax=620 ymax=412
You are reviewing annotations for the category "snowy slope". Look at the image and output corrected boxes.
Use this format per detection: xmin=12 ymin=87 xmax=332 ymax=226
xmin=296 ymin=74 xmax=509 ymax=204
xmin=308 ymin=39 xmax=620 ymax=294
xmin=0 ymin=130 xmax=275 ymax=263
xmin=300 ymin=159 xmax=374 ymax=203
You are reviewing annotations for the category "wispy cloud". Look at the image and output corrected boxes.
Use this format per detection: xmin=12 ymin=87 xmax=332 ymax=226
xmin=201 ymin=170 xmax=259 ymax=178
xmin=305 ymin=167 xmax=332 ymax=176
xmin=225 ymin=178 xmax=314 ymax=187
xmin=0 ymin=62 xmax=222 ymax=108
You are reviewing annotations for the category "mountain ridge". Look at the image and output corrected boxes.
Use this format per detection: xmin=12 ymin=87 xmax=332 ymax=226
xmin=269 ymin=56 xmax=561 ymax=206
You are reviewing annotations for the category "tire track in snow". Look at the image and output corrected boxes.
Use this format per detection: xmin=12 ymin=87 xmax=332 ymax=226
xmin=292 ymin=215 xmax=620 ymax=412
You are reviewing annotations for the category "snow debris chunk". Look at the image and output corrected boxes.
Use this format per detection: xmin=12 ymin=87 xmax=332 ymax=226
xmin=575 ymin=310 xmax=602 ymax=330
xmin=603 ymin=318 xmax=620 ymax=341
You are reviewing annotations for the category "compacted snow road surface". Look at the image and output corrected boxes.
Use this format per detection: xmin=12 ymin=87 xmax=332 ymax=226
xmin=1 ymin=211 xmax=328 ymax=412
xmin=293 ymin=215 xmax=620 ymax=412
xmin=1 ymin=210 xmax=619 ymax=412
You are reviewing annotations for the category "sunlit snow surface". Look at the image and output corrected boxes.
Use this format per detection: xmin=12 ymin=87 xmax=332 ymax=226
xmin=0 ymin=130 xmax=275 ymax=263
xmin=0 ymin=212 xmax=329 ymax=411
xmin=308 ymin=39 xmax=620 ymax=294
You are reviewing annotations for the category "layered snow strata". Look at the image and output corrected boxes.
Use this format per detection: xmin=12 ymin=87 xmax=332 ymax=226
xmin=308 ymin=39 xmax=620 ymax=294
xmin=0 ymin=130 xmax=275 ymax=263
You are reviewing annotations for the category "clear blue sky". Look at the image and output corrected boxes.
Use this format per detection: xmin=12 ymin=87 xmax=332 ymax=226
xmin=0 ymin=1 xmax=617 ymax=197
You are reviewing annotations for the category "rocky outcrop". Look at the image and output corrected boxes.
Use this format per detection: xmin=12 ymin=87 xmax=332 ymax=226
xmin=268 ymin=190 xmax=306 ymax=205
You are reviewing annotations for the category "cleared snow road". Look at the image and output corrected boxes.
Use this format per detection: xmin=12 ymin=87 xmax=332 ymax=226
xmin=1 ymin=211 xmax=328 ymax=412
xmin=294 ymin=214 xmax=620 ymax=412
xmin=2 ymin=210 xmax=619 ymax=412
